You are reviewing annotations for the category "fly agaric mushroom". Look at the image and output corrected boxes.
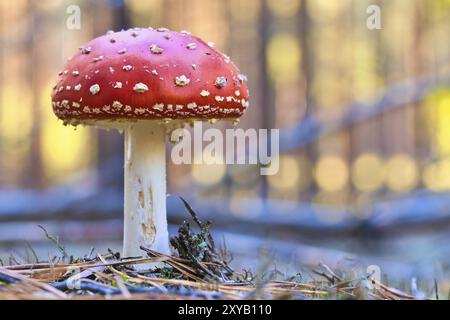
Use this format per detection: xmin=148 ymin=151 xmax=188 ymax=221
xmin=51 ymin=27 xmax=249 ymax=260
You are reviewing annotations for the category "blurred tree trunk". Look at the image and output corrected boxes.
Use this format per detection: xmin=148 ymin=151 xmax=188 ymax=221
xmin=26 ymin=1 xmax=44 ymax=188
xmin=259 ymin=0 xmax=274 ymax=201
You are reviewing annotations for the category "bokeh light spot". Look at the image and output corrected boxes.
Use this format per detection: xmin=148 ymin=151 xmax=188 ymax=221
xmin=41 ymin=84 xmax=94 ymax=183
xmin=266 ymin=33 xmax=301 ymax=84
xmin=423 ymin=158 xmax=450 ymax=191
xmin=192 ymin=163 xmax=226 ymax=186
xmin=314 ymin=155 xmax=349 ymax=192
xmin=385 ymin=154 xmax=418 ymax=192
xmin=351 ymin=153 xmax=385 ymax=192
xmin=268 ymin=155 xmax=312 ymax=192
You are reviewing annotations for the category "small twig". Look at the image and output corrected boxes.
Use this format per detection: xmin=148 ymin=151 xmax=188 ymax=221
xmin=85 ymin=247 xmax=95 ymax=261
xmin=434 ymin=279 xmax=439 ymax=300
xmin=312 ymin=264 xmax=342 ymax=285
xmin=0 ymin=272 xmax=17 ymax=284
xmin=8 ymin=254 xmax=20 ymax=266
xmin=179 ymin=197 xmax=216 ymax=251
xmin=38 ymin=225 xmax=69 ymax=260
xmin=24 ymin=241 xmax=39 ymax=264
xmin=51 ymin=280 xmax=119 ymax=295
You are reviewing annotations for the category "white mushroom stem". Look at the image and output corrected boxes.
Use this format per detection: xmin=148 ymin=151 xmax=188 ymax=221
xmin=123 ymin=121 xmax=170 ymax=260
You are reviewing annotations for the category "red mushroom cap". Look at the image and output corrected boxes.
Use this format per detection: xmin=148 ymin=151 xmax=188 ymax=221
xmin=51 ymin=27 xmax=249 ymax=124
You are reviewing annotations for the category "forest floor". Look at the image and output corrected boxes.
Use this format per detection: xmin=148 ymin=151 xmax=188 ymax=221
xmin=0 ymin=199 xmax=438 ymax=300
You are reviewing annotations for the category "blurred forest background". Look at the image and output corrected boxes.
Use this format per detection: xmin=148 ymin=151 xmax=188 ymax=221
xmin=1 ymin=0 xmax=450 ymax=292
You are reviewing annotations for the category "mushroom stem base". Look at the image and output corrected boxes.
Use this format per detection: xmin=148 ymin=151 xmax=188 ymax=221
xmin=123 ymin=122 xmax=170 ymax=263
